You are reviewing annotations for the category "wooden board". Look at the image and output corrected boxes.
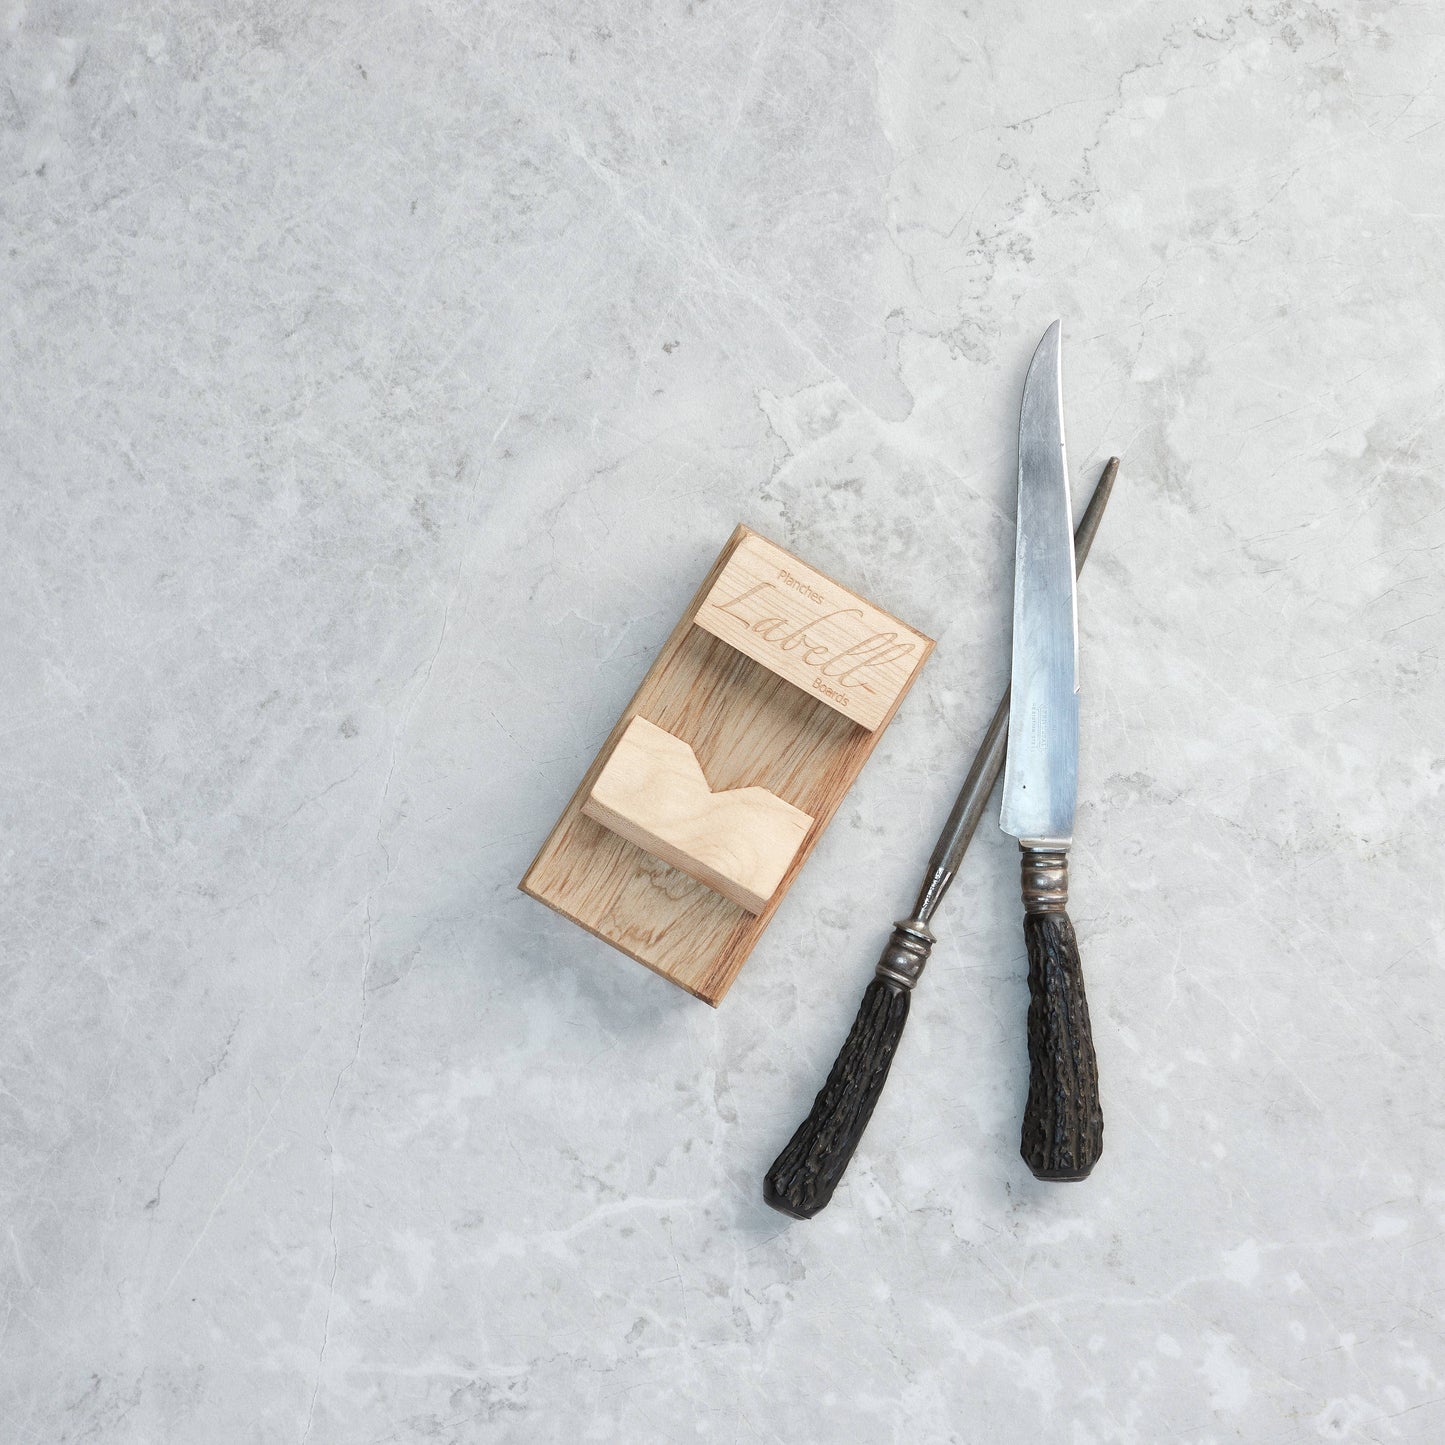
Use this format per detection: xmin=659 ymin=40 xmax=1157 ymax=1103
xmin=695 ymin=532 xmax=930 ymax=730
xmin=519 ymin=524 xmax=934 ymax=1006
xmin=581 ymin=716 xmax=814 ymax=914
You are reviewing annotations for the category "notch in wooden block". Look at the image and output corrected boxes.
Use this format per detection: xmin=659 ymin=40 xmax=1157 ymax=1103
xmin=695 ymin=532 xmax=929 ymax=731
xmin=581 ymin=717 xmax=814 ymax=914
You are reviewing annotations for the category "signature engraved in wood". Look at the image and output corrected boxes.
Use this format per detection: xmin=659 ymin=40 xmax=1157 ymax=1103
xmin=696 ymin=534 xmax=929 ymax=731
xmin=716 ymin=581 xmax=915 ymax=698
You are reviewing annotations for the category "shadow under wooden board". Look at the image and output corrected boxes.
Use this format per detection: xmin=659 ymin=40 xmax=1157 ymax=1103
xmin=520 ymin=524 xmax=934 ymax=1006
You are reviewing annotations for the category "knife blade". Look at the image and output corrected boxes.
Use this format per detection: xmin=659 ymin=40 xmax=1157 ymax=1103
xmin=1000 ymin=319 xmax=1103 ymax=1182
xmin=1000 ymin=320 xmax=1078 ymax=845
xmin=763 ymin=447 xmax=1119 ymax=1219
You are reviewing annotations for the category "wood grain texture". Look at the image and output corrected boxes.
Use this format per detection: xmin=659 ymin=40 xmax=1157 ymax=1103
xmin=1020 ymin=910 xmax=1103 ymax=1181
xmin=695 ymin=532 xmax=929 ymax=730
xmin=581 ymin=716 xmax=813 ymax=914
xmin=519 ymin=525 xmax=934 ymax=1006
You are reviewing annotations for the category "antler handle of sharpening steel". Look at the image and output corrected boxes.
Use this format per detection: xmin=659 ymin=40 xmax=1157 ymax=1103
xmin=1017 ymin=847 xmax=1103 ymax=1181
xmin=763 ymin=921 xmax=933 ymax=1219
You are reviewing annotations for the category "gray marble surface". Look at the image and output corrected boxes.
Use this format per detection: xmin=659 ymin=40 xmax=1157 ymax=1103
xmin=4 ymin=2 xmax=1443 ymax=1441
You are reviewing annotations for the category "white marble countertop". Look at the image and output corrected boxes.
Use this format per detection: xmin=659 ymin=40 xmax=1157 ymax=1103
xmin=5 ymin=2 xmax=1443 ymax=1441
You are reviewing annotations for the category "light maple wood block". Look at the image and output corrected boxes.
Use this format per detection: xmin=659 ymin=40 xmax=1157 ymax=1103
xmin=520 ymin=524 xmax=933 ymax=1006
xmin=695 ymin=532 xmax=930 ymax=731
xmin=582 ymin=716 xmax=814 ymax=914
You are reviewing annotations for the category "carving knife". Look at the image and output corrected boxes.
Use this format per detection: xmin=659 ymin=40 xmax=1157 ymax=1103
xmin=999 ymin=319 xmax=1103 ymax=1181
xmin=764 ymin=387 xmax=1115 ymax=1219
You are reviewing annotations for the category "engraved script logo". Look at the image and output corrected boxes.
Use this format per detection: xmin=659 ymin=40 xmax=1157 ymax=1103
xmin=715 ymin=570 xmax=916 ymax=708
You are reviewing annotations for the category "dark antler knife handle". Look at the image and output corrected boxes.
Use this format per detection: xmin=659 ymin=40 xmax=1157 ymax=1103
xmin=1018 ymin=847 xmax=1103 ymax=1181
xmin=763 ymin=921 xmax=934 ymax=1219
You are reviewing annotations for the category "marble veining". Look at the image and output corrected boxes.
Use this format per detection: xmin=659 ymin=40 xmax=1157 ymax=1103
xmin=2 ymin=1 xmax=1442 ymax=1440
